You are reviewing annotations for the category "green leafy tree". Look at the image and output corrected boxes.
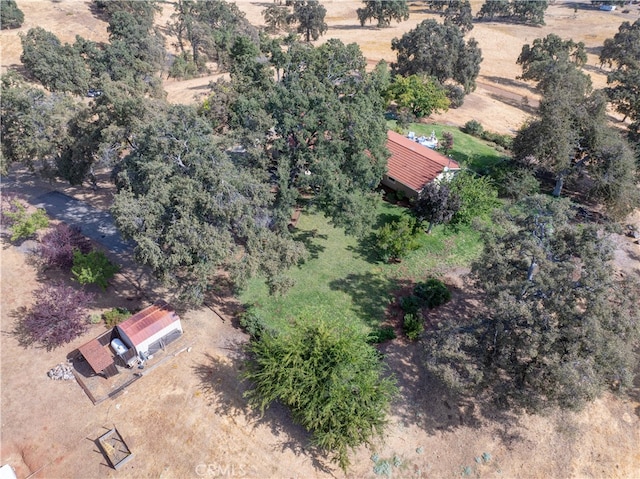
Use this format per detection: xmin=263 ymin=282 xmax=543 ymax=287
xmin=476 ymin=0 xmax=510 ymax=20
xmin=511 ymin=0 xmax=548 ymax=26
xmin=3 ymin=201 xmax=49 ymax=242
xmin=263 ymin=40 xmax=390 ymax=237
xmin=243 ymin=320 xmax=397 ymax=471
xmin=517 ymin=34 xmax=587 ymax=93
xmin=71 ymin=250 xmax=120 ymax=290
xmin=0 ymin=0 xmax=24 ymax=30
xmin=391 ymin=20 xmax=482 ymax=94
xmin=514 ymin=45 xmax=639 ymax=217
xmin=0 ymin=72 xmax=77 ymax=175
xmin=169 ymin=0 xmax=258 ymax=72
xmin=20 ymin=27 xmax=91 ymax=95
xmin=425 ymin=196 xmax=640 ymax=411
xmin=111 ymin=104 xmax=305 ymax=304
xmin=262 ymin=4 xmax=290 ymax=33
xmin=385 ymin=74 xmax=450 ymax=118
xmin=448 ymin=171 xmax=499 ymax=226
xmin=477 ymin=0 xmax=547 ymax=25
xmin=375 ymin=215 xmax=420 ymax=262
xmin=412 ymin=180 xmax=461 ymax=233
xmin=357 ymin=0 xmax=409 ymax=28
xmin=600 ymin=19 xmax=640 ymax=139
xmin=444 ymin=0 xmax=474 ymax=33
xmin=290 ymin=0 xmax=327 ymax=42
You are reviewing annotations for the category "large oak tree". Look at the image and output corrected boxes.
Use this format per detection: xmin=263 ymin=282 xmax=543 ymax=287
xmin=391 ymin=20 xmax=482 ymax=94
xmin=425 ymin=195 xmax=640 ymax=411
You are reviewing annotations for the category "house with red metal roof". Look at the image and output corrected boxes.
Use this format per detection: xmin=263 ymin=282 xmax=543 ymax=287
xmin=117 ymin=300 xmax=183 ymax=358
xmin=382 ymin=130 xmax=460 ymax=198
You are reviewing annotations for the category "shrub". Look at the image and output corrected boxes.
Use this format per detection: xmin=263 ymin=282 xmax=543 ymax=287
xmin=461 ymin=119 xmax=483 ymax=137
xmin=445 ymin=84 xmax=465 ymax=109
xmin=243 ymin=321 xmax=397 ymax=471
xmin=495 ymin=167 xmax=540 ymax=200
xmin=414 ymin=278 xmax=451 ymax=308
xmin=403 ymin=313 xmax=424 ymax=340
xmin=168 ymin=52 xmax=199 ymax=79
xmin=3 ymin=201 xmax=49 ymax=241
xmin=400 ymin=294 xmax=422 ymax=315
xmin=103 ymin=307 xmax=130 ymax=328
xmin=239 ymin=308 xmax=269 ymax=339
xmin=0 ymin=193 xmax=20 ymax=226
xmin=481 ymin=130 xmax=513 ymax=150
xmin=0 ymin=0 xmax=24 ymax=30
xmin=21 ymin=284 xmax=93 ymax=349
xmin=375 ymin=215 xmax=420 ymax=262
xmin=71 ymin=250 xmax=119 ymax=290
xmin=368 ymin=326 xmax=397 ymax=344
xmin=38 ymin=223 xmax=92 ymax=270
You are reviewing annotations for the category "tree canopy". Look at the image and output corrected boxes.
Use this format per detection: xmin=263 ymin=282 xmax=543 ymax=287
xmin=412 ymin=180 xmax=461 ymax=233
xmin=168 ymin=0 xmax=258 ymax=72
xmin=477 ymin=0 xmax=548 ymax=25
xmin=600 ymin=19 xmax=640 ymax=139
xmin=290 ymin=0 xmax=328 ymax=42
xmin=391 ymin=20 xmax=482 ymax=94
xmin=232 ymin=40 xmax=390 ymax=237
xmin=385 ymin=74 xmax=450 ymax=118
xmin=0 ymin=72 xmax=78 ymax=176
xmin=0 ymin=0 xmax=24 ymax=30
xmin=20 ymin=27 xmax=92 ymax=95
xmin=357 ymin=0 xmax=409 ymax=28
xmin=425 ymin=196 xmax=640 ymax=411
xmin=514 ymin=35 xmax=639 ymax=217
xmin=111 ymin=104 xmax=306 ymax=304
xmin=243 ymin=320 xmax=397 ymax=471
xmin=517 ymin=34 xmax=587 ymax=93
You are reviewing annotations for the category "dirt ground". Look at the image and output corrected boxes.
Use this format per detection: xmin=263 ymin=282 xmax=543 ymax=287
xmin=2 ymin=1 xmax=640 ymax=478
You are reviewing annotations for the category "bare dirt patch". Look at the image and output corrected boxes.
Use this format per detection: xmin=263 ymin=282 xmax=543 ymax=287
xmin=2 ymin=1 xmax=640 ymax=477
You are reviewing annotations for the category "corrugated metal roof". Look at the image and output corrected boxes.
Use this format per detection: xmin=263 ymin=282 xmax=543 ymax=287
xmin=386 ymin=130 xmax=460 ymax=193
xmin=78 ymin=338 xmax=114 ymax=374
xmin=118 ymin=300 xmax=180 ymax=347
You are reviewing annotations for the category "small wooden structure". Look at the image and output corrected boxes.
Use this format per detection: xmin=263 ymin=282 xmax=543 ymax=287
xmin=78 ymin=330 xmax=119 ymax=378
xmin=98 ymin=427 xmax=133 ymax=470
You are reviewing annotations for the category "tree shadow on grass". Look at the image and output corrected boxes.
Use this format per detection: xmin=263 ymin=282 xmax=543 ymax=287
xmin=293 ymin=229 xmax=328 ymax=261
xmin=379 ymin=282 xmax=523 ymax=442
xmin=329 ymin=274 xmax=412 ymax=328
xmin=347 ymin=212 xmax=405 ymax=265
xmin=193 ymin=349 xmax=335 ymax=475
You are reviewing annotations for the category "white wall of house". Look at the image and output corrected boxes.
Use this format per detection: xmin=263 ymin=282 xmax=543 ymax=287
xmin=117 ymin=322 xmax=183 ymax=356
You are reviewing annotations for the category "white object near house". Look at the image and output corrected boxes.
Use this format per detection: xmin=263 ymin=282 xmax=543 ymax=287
xmin=0 ymin=465 xmax=17 ymax=479
xmin=117 ymin=301 xmax=183 ymax=358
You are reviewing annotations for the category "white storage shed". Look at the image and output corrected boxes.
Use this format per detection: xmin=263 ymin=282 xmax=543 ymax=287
xmin=117 ymin=301 xmax=183 ymax=357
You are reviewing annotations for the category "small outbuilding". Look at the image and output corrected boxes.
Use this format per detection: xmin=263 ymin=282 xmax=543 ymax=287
xmin=382 ymin=130 xmax=460 ymax=199
xmin=117 ymin=301 xmax=183 ymax=358
xmin=78 ymin=330 xmax=120 ymax=378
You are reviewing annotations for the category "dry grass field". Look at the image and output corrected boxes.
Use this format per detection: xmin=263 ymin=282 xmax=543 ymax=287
xmin=1 ymin=1 xmax=639 ymax=478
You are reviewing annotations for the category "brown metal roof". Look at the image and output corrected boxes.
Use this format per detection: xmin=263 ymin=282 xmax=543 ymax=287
xmin=78 ymin=338 xmax=115 ymax=374
xmin=386 ymin=130 xmax=460 ymax=193
xmin=117 ymin=300 xmax=180 ymax=347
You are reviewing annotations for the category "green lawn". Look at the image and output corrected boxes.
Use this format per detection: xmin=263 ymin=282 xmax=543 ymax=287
xmin=239 ymin=202 xmax=483 ymax=334
xmin=389 ymin=121 xmax=509 ymax=173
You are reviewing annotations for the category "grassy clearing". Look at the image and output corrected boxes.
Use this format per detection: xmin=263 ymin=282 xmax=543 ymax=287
xmin=239 ymin=201 xmax=483 ymax=334
xmin=389 ymin=121 xmax=509 ymax=173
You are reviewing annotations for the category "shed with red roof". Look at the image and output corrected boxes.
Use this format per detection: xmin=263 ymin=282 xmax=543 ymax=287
xmin=382 ymin=130 xmax=460 ymax=198
xmin=117 ymin=300 xmax=183 ymax=358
